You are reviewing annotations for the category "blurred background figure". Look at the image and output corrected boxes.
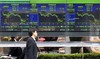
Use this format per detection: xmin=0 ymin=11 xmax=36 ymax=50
xmin=8 ymin=35 xmax=22 ymax=59
xmin=0 ymin=36 xmax=11 ymax=56
xmin=38 ymin=37 xmax=45 ymax=42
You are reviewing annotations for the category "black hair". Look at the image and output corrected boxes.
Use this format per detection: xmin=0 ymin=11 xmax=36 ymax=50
xmin=28 ymin=28 xmax=37 ymax=37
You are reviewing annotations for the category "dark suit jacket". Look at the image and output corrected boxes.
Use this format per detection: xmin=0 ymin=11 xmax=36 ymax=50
xmin=24 ymin=37 xmax=38 ymax=59
xmin=8 ymin=47 xmax=22 ymax=59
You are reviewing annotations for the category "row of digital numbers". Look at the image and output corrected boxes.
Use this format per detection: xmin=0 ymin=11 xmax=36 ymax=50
xmin=0 ymin=4 xmax=99 ymax=12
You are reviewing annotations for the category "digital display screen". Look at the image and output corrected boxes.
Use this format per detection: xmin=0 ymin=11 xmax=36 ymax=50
xmin=38 ymin=12 xmax=66 ymax=31
xmin=18 ymin=4 xmax=31 ymax=11
xmin=0 ymin=4 xmax=99 ymax=32
xmin=0 ymin=11 xmax=38 ymax=32
xmin=0 ymin=4 xmax=12 ymax=11
xmin=2 ymin=11 xmax=29 ymax=25
xmin=67 ymin=12 xmax=100 ymax=32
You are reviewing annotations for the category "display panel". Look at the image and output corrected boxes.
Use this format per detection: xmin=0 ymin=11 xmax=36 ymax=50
xmin=37 ymin=4 xmax=50 ymax=12
xmin=18 ymin=4 xmax=31 ymax=11
xmin=38 ymin=12 xmax=66 ymax=31
xmin=0 ymin=4 xmax=99 ymax=33
xmin=0 ymin=11 xmax=38 ymax=32
xmin=2 ymin=11 xmax=29 ymax=25
xmin=0 ymin=4 xmax=12 ymax=11
xmin=67 ymin=12 xmax=100 ymax=32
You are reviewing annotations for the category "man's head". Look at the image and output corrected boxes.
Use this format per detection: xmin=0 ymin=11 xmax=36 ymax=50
xmin=28 ymin=28 xmax=38 ymax=38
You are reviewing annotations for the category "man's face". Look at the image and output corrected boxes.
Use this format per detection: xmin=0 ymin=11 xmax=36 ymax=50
xmin=33 ymin=31 xmax=38 ymax=37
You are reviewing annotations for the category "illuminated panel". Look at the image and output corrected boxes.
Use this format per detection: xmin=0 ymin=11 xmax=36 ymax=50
xmin=29 ymin=13 xmax=39 ymax=28
xmin=67 ymin=12 xmax=100 ymax=32
xmin=67 ymin=4 xmax=74 ymax=12
xmin=74 ymin=4 xmax=87 ymax=12
xmin=0 ymin=4 xmax=12 ymax=11
xmin=0 ymin=11 xmax=38 ymax=32
xmin=18 ymin=4 xmax=31 ymax=11
xmin=56 ymin=4 xmax=67 ymax=12
xmin=92 ymin=4 xmax=100 ymax=12
xmin=37 ymin=4 xmax=50 ymax=12
xmin=39 ymin=12 xmax=66 ymax=31
xmin=36 ymin=4 xmax=100 ymax=12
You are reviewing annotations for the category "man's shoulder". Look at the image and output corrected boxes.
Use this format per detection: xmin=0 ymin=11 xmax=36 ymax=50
xmin=27 ymin=37 xmax=35 ymax=43
xmin=28 ymin=37 xmax=32 ymax=39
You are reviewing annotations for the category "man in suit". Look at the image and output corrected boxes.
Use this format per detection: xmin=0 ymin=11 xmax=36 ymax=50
xmin=24 ymin=28 xmax=38 ymax=59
